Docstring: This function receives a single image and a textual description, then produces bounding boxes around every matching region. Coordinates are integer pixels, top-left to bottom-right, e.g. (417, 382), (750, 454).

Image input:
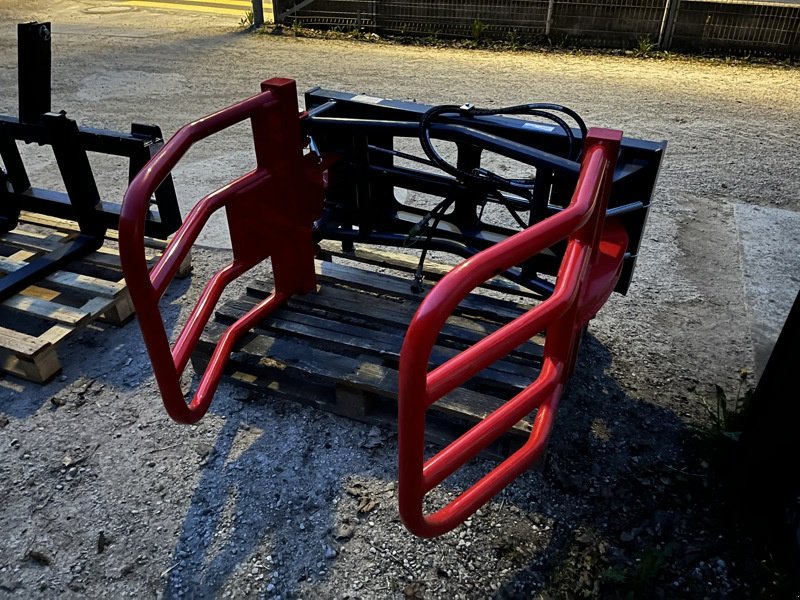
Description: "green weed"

(239, 10), (254, 28)
(471, 18), (487, 41)
(702, 369), (754, 440)
(632, 35), (657, 57)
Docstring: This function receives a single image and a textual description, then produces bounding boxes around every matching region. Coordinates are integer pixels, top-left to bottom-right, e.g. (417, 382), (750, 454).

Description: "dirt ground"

(1, 2), (799, 598)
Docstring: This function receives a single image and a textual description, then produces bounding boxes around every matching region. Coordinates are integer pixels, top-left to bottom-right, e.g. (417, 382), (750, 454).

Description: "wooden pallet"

(193, 251), (546, 455)
(0, 212), (191, 383)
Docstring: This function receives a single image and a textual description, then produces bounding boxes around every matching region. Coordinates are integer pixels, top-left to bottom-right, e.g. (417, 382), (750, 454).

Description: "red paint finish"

(122, 85), (628, 538)
(397, 129), (624, 537)
(119, 79), (324, 424)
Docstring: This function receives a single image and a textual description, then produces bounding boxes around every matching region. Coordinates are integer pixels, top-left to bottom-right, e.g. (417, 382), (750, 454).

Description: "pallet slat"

(316, 260), (532, 323)
(0, 213), (191, 383)
(318, 240), (543, 299)
(0, 325), (53, 357)
(216, 295), (536, 393)
(194, 257), (544, 454)
(246, 279), (544, 363)
(2, 295), (93, 325)
(200, 326), (532, 436)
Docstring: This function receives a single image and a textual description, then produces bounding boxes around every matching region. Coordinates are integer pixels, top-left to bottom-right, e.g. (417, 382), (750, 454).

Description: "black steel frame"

(303, 88), (666, 297)
(0, 22), (181, 303)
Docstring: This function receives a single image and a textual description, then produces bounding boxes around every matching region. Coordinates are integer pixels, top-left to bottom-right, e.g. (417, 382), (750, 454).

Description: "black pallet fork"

(0, 22), (181, 302)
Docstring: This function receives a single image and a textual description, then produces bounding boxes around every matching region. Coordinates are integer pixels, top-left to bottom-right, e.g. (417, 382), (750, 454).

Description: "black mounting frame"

(303, 88), (666, 297)
(0, 22), (181, 303)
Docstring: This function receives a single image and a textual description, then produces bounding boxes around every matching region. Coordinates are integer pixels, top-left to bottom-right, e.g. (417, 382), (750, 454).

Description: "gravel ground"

(1, 2), (799, 598)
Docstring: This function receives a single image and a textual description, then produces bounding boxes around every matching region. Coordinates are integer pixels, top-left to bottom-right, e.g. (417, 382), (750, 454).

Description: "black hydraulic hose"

(418, 102), (588, 187)
(405, 196), (456, 293)
(409, 100), (587, 292)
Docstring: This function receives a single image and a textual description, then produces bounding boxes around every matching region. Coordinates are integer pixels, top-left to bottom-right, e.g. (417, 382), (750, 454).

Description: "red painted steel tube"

(398, 128), (623, 537)
(121, 91), (278, 304)
(150, 172), (271, 298)
(426, 240), (591, 402)
(172, 261), (249, 373)
(119, 79), (314, 424)
(423, 358), (564, 490)
(424, 373), (564, 533)
(191, 290), (289, 415)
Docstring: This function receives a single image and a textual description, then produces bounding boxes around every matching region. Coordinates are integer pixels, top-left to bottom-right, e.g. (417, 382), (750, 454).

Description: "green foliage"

(632, 35), (657, 57)
(471, 18), (487, 41)
(506, 29), (522, 50)
(291, 19), (302, 36)
(702, 369), (754, 439)
(548, 33), (571, 49)
(239, 10), (254, 28)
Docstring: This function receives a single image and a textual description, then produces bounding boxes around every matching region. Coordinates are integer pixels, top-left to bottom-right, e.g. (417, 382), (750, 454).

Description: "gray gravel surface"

(1, 2), (799, 598)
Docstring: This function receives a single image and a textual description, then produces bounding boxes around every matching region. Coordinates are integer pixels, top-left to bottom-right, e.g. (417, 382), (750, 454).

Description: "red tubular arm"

(398, 128), (624, 537)
(119, 79), (318, 424)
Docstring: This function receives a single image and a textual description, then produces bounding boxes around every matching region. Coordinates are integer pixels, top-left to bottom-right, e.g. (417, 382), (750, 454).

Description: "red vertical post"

(121, 79), (323, 424)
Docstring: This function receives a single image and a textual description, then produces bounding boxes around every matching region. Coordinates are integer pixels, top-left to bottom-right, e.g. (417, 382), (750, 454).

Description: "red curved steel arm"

(120, 78), (318, 424)
(398, 128), (624, 537)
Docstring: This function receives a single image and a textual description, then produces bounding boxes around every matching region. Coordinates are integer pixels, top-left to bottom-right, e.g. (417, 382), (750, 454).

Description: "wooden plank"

(38, 324), (74, 347)
(0, 326), (50, 357)
(215, 296), (536, 393)
(0, 212), (190, 383)
(0, 255), (124, 298)
(16, 213), (189, 276)
(0, 231), (74, 257)
(18, 212), (79, 232)
(193, 348), (511, 454)
(20, 211), (172, 251)
(8, 249), (37, 262)
(246, 280), (545, 363)
(192, 248), (544, 455)
(318, 240), (542, 299)
(3, 227), (160, 271)
(315, 260), (533, 324)
(21, 286), (60, 302)
(41, 268), (124, 298)
(299, 285), (543, 363)
(199, 322), (532, 437)
(2, 295), (92, 325)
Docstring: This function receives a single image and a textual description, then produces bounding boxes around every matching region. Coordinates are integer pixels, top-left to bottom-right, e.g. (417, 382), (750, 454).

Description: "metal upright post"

(252, 0), (265, 27)
(18, 22), (51, 123)
(658, 0), (682, 49)
(739, 290), (800, 553)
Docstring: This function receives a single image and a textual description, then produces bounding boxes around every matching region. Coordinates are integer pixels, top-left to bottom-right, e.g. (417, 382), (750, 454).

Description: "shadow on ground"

(159, 330), (714, 599)
(0, 274), (193, 419)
